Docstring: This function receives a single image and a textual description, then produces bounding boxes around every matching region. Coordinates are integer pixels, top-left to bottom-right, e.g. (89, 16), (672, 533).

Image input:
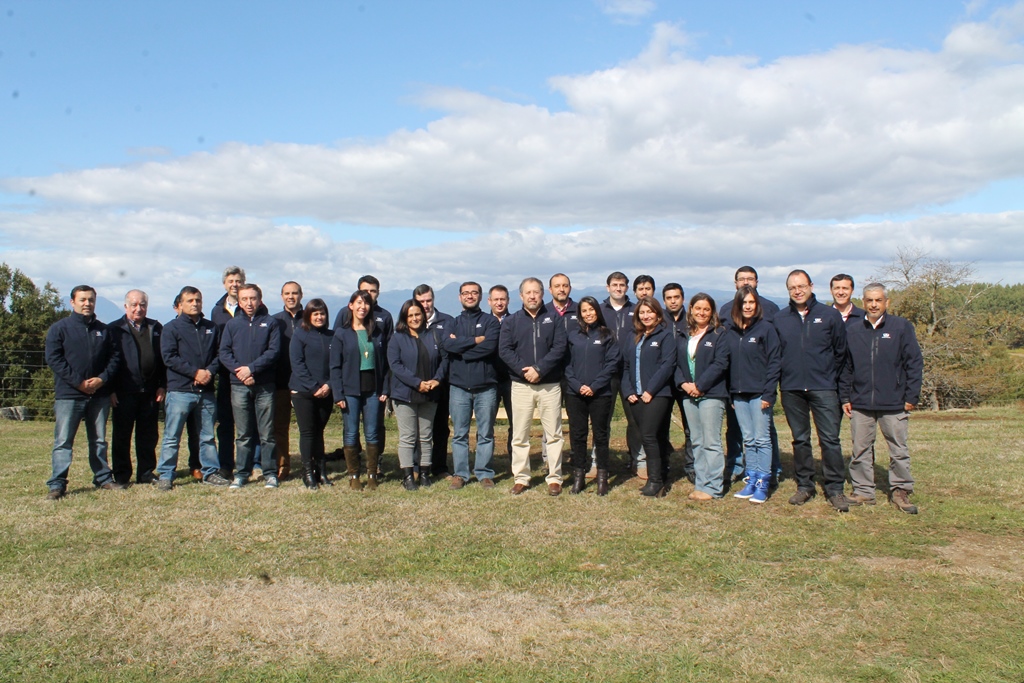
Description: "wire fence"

(0, 350), (51, 419)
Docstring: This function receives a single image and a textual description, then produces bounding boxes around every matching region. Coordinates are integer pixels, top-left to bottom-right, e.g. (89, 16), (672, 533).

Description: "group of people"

(43, 265), (924, 514)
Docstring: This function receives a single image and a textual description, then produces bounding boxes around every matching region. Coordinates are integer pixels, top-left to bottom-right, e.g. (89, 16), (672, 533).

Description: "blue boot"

(750, 472), (770, 504)
(733, 470), (757, 499)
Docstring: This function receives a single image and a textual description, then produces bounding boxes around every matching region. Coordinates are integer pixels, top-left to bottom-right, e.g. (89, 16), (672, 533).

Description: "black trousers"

(610, 375), (642, 460)
(111, 390), (159, 483)
(565, 391), (613, 470)
(216, 371), (235, 471)
(430, 382), (451, 475)
(629, 396), (673, 483)
(291, 392), (334, 469)
(496, 378), (513, 456)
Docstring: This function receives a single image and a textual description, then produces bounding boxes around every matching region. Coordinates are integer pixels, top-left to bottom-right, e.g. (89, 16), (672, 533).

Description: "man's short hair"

(460, 281), (482, 295)
(178, 286), (201, 299)
(662, 282), (684, 298)
(413, 284), (434, 298)
(606, 271), (628, 286)
(863, 282), (887, 297)
(735, 266), (758, 281)
(519, 277), (543, 295)
(238, 283), (262, 300)
(123, 289), (148, 305)
(633, 274), (655, 292)
(222, 266), (245, 282)
(830, 273), (855, 289)
(548, 273), (570, 287)
(358, 275), (380, 289)
(787, 269), (812, 285)
(281, 281), (302, 295)
(70, 285), (96, 299)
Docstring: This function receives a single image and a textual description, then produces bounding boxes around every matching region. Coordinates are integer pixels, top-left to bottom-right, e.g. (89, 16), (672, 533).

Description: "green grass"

(1, 406), (1023, 681)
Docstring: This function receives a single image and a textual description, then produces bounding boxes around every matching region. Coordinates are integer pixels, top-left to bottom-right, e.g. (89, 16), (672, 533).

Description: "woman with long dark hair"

(676, 293), (729, 500)
(330, 290), (389, 490)
(723, 285), (781, 504)
(622, 297), (676, 497)
(564, 296), (622, 495)
(388, 299), (447, 491)
(289, 299), (334, 490)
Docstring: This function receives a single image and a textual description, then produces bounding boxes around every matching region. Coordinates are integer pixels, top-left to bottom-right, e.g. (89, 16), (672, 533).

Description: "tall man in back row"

(272, 280), (304, 480)
(840, 283), (923, 514)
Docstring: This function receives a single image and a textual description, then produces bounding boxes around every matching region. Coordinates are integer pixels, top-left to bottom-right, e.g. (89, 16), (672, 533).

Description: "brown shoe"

(98, 481), (128, 491)
(449, 476), (465, 490)
(510, 483), (528, 495)
(688, 490), (713, 501)
(548, 482), (562, 496)
(46, 488), (66, 500)
(479, 478), (495, 489)
(847, 492), (876, 506)
(890, 489), (918, 514)
(191, 469), (203, 480)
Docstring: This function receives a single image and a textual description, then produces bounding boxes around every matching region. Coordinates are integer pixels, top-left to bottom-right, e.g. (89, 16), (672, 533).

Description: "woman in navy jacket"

(330, 290), (389, 490)
(388, 299), (448, 492)
(564, 296), (622, 496)
(622, 297), (676, 497)
(721, 286), (781, 504)
(289, 299), (334, 490)
(676, 293), (729, 500)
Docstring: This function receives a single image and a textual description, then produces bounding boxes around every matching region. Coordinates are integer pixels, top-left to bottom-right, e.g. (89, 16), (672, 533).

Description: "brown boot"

(344, 445), (361, 490)
(276, 449), (290, 480)
(596, 469), (609, 496)
(365, 443), (381, 491)
(570, 468), (586, 494)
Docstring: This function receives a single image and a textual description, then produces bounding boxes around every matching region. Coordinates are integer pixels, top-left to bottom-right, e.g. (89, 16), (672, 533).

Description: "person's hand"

(843, 402), (853, 418)
(905, 402), (915, 412)
(194, 369), (212, 385)
(234, 366), (252, 382)
(760, 399), (770, 410)
(627, 394), (639, 404)
(337, 399), (347, 410)
(379, 394), (388, 403)
(523, 367), (541, 383)
(641, 391), (653, 404)
(313, 384), (331, 399)
(109, 392), (119, 408)
(155, 388), (166, 403)
(579, 385), (594, 397)
(243, 376), (255, 387)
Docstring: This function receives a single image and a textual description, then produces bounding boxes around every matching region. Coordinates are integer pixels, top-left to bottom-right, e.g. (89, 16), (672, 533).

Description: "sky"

(2, 0), (1023, 313)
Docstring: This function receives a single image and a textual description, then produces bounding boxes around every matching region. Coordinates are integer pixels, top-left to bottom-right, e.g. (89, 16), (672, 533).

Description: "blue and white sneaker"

(229, 475), (247, 490)
(264, 474), (279, 489)
(750, 473), (770, 504)
(733, 471), (757, 499)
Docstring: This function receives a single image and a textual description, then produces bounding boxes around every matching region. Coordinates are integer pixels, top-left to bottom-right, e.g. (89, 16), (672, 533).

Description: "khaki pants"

(510, 381), (563, 486)
(849, 409), (913, 498)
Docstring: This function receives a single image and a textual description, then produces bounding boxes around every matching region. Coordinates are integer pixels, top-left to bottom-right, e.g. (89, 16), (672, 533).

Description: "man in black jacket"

(272, 281), (303, 480)
(840, 283), (923, 514)
(109, 289), (165, 485)
(44, 285), (123, 499)
(774, 269), (852, 512)
(211, 265), (246, 476)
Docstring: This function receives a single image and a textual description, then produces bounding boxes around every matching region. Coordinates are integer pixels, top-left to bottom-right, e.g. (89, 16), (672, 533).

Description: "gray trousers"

(395, 401), (437, 469)
(849, 409), (914, 497)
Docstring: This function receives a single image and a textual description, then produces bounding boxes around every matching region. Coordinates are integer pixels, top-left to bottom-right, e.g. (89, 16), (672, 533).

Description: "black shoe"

(401, 468), (419, 492)
(418, 471), (433, 488)
(302, 472), (319, 490)
(788, 489), (815, 506)
(47, 487), (66, 500)
(136, 474), (155, 485)
(639, 480), (665, 497)
(156, 478), (174, 491)
(570, 468), (586, 495)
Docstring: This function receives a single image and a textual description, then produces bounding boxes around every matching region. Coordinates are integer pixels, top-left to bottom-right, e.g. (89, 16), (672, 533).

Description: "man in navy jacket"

(415, 283), (457, 479)
(158, 286), (229, 489)
(272, 281), (304, 480)
(441, 281), (501, 489)
(840, 283), (923, 514)
(219, 283), (282, 488)
(499, 277), (568, 495)
(44, 285), (123, 499)
(774, 269), (852, 512)
(211, 265), (246, 476)
(109, 289), (165, 485)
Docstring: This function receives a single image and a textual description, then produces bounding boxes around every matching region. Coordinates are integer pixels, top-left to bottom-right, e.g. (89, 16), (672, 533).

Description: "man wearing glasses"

(773, 269), (852, 512)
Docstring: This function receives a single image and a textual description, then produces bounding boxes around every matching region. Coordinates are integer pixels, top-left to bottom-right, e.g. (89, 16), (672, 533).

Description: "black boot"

(318, 457), (333, 486)
(570, 468), (586, 494)
(418, 470), (433, 488)
(640, 479), (665, 497)
(302, 459), (318, 490)
(596, 469), (609, 496)
(401, 467), (418, 491)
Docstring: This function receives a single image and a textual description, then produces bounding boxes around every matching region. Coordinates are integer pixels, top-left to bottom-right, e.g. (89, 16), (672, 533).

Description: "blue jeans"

(683, 397), (726, 497)
(231, 383), (276, 477)
(449, 385), (497, 481)
(781, 389), (844, 496)
(732, 395), (772, 475)
(726, 402), (782, 478)
(48, 396), (113, 490)
(342, 392), (382, 446)
(158, 391), (219, 480)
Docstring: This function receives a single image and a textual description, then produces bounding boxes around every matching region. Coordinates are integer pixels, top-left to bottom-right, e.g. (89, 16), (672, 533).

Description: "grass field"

(1, 406), (1023, 682)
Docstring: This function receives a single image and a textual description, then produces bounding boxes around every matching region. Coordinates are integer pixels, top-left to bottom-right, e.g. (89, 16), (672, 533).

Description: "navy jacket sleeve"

(289, 331), (319, 393)
(388, 334), (422, 392)
(902, 322), (924, 406)
(498, 317), (526, 374)
(461, 315), (500, 361)
(218, 324), (240, 373)
(645, 331), (677, 396)
(44, 323), (82, 389)
(329, 331), (345, 401)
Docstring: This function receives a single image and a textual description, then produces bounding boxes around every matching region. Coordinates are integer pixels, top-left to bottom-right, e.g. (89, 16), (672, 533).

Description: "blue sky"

(2, 0), (1023, 310)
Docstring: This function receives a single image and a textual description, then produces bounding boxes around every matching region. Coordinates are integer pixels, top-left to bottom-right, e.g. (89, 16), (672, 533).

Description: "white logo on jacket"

(703, 340), (713, 347)
(259, 323), (268, 327)
(881, 333), (891, 339)
(813, 318), (823, 324)
(748, 337), (758, 343)
(542, 317), (552, 324)
(593, 339), (603, 345)
(650, 341), (660, 347)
